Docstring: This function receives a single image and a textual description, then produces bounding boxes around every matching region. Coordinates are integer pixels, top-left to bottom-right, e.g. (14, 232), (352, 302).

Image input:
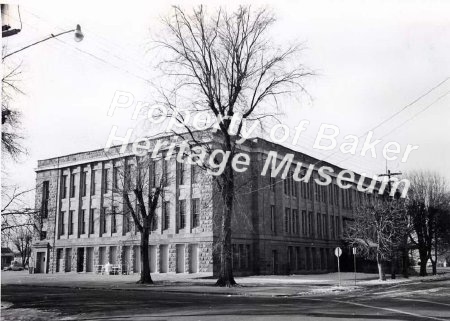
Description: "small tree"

(406, 171), (449, 276)
(106, 153), (169, 284)
(12, 227), (32, 267)
(345, 199), (408, 281)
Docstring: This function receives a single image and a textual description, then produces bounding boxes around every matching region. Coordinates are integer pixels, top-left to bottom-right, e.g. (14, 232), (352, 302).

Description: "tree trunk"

(390, 259), (396, 279)
(418, 248), (428, 276)
(376, 253), (386, 281)
(215, 162), (237, 287)
(431, 256), (437, 275)
(401, 245), (409, 278)
(138, 228), (153, 284)
(433, 229), (438, 275)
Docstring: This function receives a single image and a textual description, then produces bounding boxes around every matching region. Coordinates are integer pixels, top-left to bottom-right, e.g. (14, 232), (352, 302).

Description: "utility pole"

(378, 166), (402, 279)
(378, 169), (402, 199)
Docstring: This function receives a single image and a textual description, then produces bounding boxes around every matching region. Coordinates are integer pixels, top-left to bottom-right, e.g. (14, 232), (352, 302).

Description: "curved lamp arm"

(3, 25), (83, 60)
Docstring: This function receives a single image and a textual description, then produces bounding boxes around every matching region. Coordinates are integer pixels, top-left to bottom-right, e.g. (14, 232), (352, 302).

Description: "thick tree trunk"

(390, 258), (396, 279)
(418, 248), (428, 277)
(431, 258), (437, 275)
(138, 228), (153, 284)
(376, 253), (386, 281)
(215, 163), (237, 287)
(432, 230), (438, 275)
(401, 245), (409, 278)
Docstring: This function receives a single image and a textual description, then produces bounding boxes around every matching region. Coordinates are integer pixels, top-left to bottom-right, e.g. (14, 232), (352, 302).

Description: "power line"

(2, 11), (156, 85)
(241, 78), (450, 195)
(378, 90), (450, 140)
(23, 7), (153, 75)
(334, 89), (450, 168)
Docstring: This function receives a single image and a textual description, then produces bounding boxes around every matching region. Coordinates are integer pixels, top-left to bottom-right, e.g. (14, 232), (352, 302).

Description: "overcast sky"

(2, 0), (450, 199)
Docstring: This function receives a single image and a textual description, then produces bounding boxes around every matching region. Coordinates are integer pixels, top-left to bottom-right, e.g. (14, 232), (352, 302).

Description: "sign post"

(334, 247), (342, 287)
(352, 247), (357, 286)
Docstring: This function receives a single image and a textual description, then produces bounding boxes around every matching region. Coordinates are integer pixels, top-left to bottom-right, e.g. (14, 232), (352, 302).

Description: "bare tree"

(12, 226), (32, 267)
(345, 199), (408, 281)
(435, 202), (450, 267)
(153, 5), (311, 286)
(406, 171), (449, 276)
(2, 47), (26, 161)
(1, 186), (38, 234)
(104, 153), (169, 284)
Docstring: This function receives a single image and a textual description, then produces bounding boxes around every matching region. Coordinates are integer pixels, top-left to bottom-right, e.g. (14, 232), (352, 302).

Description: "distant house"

(1, 247), (14, 268)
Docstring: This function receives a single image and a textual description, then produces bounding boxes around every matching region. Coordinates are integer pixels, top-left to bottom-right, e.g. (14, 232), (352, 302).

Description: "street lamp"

(2, 24), (84, 59)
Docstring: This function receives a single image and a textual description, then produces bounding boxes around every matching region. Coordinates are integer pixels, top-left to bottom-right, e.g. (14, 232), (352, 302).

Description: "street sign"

(334, 247), (342, 257)
(334, 247), (342, 287)
(352, 247), (357, 285)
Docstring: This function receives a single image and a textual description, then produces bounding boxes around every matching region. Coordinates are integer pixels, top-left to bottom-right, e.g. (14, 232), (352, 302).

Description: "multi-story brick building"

(31, 131), (377, 276)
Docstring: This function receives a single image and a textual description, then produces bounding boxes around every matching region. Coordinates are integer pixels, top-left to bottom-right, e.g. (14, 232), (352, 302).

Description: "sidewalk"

(2, 270), (449, 297)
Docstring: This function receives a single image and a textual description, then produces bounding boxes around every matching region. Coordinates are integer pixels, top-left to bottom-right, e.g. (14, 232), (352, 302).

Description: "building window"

(68, 210), (74, 235)
(126, 163), (135, 190)
(334, 184), (340, 206)
(59, 211), (65, 236)
(308, 181), (313, 200)
(285, 208), (291, 234)
(89, 209), (95, 234)
(151, 212), (158, 231)
(113, 166), (119, 189)
(301, 210), (306, 236)
(100, 207), (107, 234)
(288, 246), (294, 271)
(102, 168), (109, 194)
(91, 170), (96, 195)
(163, 201), (170, 230)
(178, 200), (186, 229)
(70, 173), (76, 198)
(61, 175), (68, 199)
(321, 185), (327, 203)
(268, 168), (275, 191)
(284, 175), (291, 195)
(239, 244), (245, 269)
(308, 211), (313, 237)
(292, 177), (298, 197)
(192, 164), (200, 184)
(316, 213), (322, 238)
(292, 209), (298, 234)
(246, 244), (251, 269)
(123, 210), (131, 233)
(330, 215), (334, 239)
(39, 231), (47, 241)
(81, 171), (87, 197)
(270, 205), (276, 234)
(150, 159), (156, 187)
(178, 161), (186, 185)
(232, 244), (240, 270)
(112, 206), (118, 233)
(81, 209), (86, 234)
(335, 216), (340, 237)
(41, 181), (49, 219)
(192, 198), (200, 228)
(296, 247), (301, 270)
(329, 184), (333, 205)
(163, 158), (169, 186)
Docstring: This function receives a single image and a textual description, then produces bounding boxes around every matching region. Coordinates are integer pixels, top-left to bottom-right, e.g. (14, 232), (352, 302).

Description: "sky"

(2, 0), (450, 204)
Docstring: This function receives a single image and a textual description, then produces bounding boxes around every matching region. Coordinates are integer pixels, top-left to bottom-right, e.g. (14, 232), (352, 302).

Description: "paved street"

(2, 273), (449, 320)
